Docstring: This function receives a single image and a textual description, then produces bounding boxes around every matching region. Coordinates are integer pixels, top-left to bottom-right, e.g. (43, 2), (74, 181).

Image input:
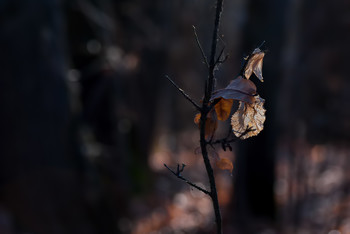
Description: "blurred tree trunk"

(277, 0), (350, 231)
(0, 1), (94, 233)
(279, 0), (350, 142)
(232, 0), (289, 232)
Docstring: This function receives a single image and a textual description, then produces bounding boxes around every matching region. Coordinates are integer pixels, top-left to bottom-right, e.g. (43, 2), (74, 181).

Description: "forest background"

(0, 0), (349, 233)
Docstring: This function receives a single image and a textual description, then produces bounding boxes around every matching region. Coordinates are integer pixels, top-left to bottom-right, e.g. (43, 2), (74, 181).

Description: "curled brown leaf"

(230, 95), (266, 139)
(244, 48), (265, 82)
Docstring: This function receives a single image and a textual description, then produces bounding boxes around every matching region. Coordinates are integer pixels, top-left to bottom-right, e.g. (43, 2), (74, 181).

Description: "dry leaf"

(194, 113), (201, 125)
(214, 98), (233, 121)
(216, 158), (233, 173)
(231, 95), (266, 139)
(211, 76), (257, 104)
(244, 48), (265, 82)
(194, 111), (218, 139)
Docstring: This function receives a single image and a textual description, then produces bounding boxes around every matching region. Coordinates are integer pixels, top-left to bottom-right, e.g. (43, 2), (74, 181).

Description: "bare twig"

(214, 36), (228, 65)
(205, 0), (225, 100)
(215, 47), (229, 65)
(164, 164), (211, 195)
(165, 75), (201, 111)
(192, 26), (209, 67)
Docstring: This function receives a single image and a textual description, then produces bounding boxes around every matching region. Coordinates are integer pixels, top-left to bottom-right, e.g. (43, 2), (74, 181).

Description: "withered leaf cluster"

(193, 47), (266, 172)
(194, 47), (266, 140)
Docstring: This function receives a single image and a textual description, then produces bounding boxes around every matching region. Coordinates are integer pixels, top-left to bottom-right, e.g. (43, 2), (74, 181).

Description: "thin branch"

(166, 1), (225, 233)
(199, 1), (225, 233)
(164, 164), (211, 195)
(165, 75), (201, 111)
(192, 26), (209, 67)
(205, 0), (225, 100)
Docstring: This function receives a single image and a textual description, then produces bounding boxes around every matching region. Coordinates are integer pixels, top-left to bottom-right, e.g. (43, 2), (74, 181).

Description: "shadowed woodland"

(0, 0), (350, 233)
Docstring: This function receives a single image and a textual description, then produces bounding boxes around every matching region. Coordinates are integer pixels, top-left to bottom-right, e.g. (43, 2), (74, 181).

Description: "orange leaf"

(216, 158), (233, 173)
(214, 98), (233, 121)
(194, 113), (201, 125)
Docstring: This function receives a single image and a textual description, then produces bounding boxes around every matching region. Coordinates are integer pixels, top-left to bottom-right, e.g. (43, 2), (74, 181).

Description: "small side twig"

(164, 164), (211, 195)
(192, 26), (209, 67)
(165, 75), (202, 111)
(215, 47), (229, 65)
(214, 37), (228, 65)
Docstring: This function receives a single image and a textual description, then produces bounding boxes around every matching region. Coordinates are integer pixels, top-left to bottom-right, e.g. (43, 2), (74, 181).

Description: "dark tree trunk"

(0, 1), (94, 233)
(232, 0), (289, 231)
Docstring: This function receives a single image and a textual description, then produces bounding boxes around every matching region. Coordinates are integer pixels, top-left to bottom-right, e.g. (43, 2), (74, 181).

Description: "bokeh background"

(0, 0), (350, 233)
